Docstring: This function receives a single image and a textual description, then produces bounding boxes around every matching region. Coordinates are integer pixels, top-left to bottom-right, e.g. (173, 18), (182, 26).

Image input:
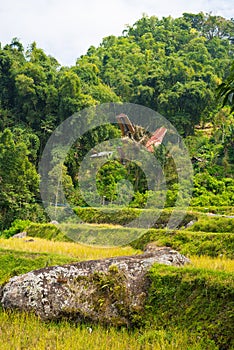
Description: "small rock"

(87, 327), (93, 333)
(185, 220), (195, 228)
(12, 231), (27, 239)
(50, 220), (59, 225)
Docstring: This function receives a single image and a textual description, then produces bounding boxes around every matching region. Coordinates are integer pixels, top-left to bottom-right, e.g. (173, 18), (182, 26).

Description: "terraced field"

(0, 208), (233, 349)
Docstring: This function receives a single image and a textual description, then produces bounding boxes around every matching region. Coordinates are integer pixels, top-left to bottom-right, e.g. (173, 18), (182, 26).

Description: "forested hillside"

(0, 12), (234, 230)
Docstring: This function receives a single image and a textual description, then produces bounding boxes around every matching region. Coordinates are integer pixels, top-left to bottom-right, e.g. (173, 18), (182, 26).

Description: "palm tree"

(217, 61), (234, 112)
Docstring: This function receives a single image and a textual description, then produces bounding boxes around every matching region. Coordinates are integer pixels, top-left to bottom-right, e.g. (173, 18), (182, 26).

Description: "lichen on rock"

(0, 247), (189, 325)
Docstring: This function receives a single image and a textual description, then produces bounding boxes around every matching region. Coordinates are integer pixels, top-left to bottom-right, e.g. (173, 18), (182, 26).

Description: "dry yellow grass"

(0, 237), (139, 260)
(0, 310), (214, 350)
(190, 255), (234, 273)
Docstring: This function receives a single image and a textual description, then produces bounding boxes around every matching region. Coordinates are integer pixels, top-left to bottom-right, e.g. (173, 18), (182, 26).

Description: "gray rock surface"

(185, 220), (196, 228)
(12, 231), (27, 238)
(1, 247), (189, 325)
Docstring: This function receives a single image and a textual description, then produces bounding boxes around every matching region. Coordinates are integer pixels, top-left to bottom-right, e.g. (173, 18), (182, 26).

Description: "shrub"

(1, 219), (32, 238)
(130, 229), (234, 258)
(188, 206), (234, 215)
(188, 217), (234, 233)
(73, 207), (197, 228)
(26, 223), (72, 242)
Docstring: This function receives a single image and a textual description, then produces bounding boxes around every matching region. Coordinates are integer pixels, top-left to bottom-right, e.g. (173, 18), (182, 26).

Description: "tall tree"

(217, 61), (234, 112)
(0, 129), (40, 229)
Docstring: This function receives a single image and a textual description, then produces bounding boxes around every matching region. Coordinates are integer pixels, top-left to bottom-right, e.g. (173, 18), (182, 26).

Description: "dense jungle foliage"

(0, 12), (234, 230)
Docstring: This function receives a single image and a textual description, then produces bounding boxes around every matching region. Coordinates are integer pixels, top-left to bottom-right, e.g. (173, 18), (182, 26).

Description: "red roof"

(145, 127), (167, 152)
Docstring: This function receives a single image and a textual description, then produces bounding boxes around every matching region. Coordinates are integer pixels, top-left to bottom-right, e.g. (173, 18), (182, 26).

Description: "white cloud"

(0, 0), (233, 66)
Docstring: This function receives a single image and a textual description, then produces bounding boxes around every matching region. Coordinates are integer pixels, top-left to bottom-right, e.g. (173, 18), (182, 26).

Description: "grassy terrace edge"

(0, 248), (233, 349)
(23, 222), (234, 258)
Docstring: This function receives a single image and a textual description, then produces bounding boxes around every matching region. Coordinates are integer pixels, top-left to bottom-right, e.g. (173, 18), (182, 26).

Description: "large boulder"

(1, 247), (189, 325)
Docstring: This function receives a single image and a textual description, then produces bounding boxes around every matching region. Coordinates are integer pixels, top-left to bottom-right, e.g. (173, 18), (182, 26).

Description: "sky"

(0, 0), (233, 66)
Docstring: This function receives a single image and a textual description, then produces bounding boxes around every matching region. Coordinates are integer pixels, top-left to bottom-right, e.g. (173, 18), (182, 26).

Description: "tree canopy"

(0, 12), (233, 228)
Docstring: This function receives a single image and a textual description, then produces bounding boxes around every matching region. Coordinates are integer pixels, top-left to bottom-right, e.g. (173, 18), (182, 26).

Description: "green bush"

(188, 206), (234, 215)
(73, 207), (197, 228)
(130, 229), (234, 258)
(1, 219), (32, 238)
(191, 173), (234, 207)
(146, 265), (234, 349)
(188, 217), (234, 233)
(26, 223), (72, 242)
(59, 223), (143, 246)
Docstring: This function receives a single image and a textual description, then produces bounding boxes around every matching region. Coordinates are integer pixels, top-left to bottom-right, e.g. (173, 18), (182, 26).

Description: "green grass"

(60, 222), (144, 246)
(0, 248), (75, 285)
(0, 239), (222, 349)
(26, 222), (145, 246)
(187, 216), (234, 233)
(190, 255), (234, 272)
(188, 206), (234, 215)
(146, 265), (234, 350)
(0, 212), (233, 349)
(73, 207), (198, 228)
(0, 237), (138, 285)
(130, 229), (234, 258)
(0, 309), (219, 350)
(26, 223), (72, 241)
(17, 220), (234, 258)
